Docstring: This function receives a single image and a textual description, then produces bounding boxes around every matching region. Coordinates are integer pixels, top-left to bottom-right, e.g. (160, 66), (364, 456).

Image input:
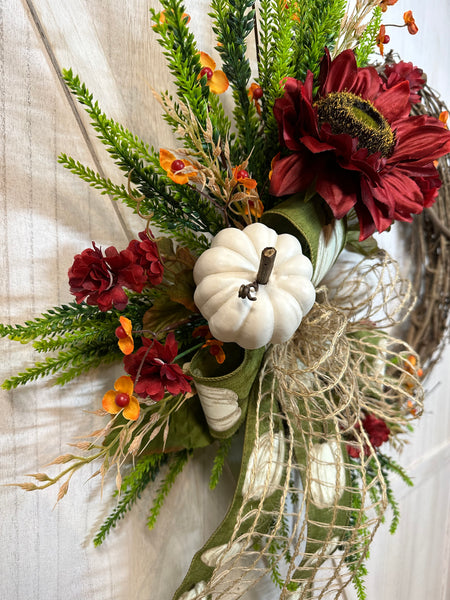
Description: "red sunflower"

(269, 49), (450, 240)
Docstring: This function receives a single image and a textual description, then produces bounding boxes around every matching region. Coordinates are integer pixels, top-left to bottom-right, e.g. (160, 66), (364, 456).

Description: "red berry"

(171, 159), (185, 172)
(383, 34), (390, 44)
(115, 325), (128, 339)
(236, 169), (249, 180)
(200, 67), (213, 80)
(252, 86), (263, 100)
(115, 392), (130, 408)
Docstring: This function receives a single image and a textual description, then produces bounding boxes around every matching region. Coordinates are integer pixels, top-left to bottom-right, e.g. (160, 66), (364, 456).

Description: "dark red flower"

(269, 49), (450, 240)
(68, 243), (129, 311)
(126, 231), (164, 286)
(383, 61), (425, 104)
(68, 241), (148, 311)
(347, 413), (390, 458)
(123, 333), (192, 401)
(104, 246), (148, 293)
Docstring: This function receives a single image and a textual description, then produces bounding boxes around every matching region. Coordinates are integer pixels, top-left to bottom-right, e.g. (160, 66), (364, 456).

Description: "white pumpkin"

(193, 223), (315, 349)
(309, 439), (346, 509)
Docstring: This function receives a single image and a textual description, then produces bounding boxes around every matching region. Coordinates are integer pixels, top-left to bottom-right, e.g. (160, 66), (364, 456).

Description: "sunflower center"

(316, 92), (395, 157)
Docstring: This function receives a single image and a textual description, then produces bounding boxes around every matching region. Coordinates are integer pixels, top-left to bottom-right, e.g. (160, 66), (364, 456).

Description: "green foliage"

(93, 454), (169, 546)
(257, 0), (297, 189)
(61, 70), (223, 250)
(2, 345), (120, 389)
(1, 296), (153, 389)
(378, 453), (413, 534)
(150, 0), (209, 127)
(292, 0), (347, 80)
(58, 154), (144, 209)
(355, 7), (382, 67)
(378, 453), (414, 488)
(147, 449), (192, 530)
(210, 0), (261, 169)
(209, 437), (232, 490)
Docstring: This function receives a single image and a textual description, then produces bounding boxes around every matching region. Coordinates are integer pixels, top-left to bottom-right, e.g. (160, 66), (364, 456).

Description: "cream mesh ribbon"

(176, 251), (423, 600)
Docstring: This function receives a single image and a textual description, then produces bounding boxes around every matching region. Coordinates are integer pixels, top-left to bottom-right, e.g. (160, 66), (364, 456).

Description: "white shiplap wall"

(0, 1), (448, 599)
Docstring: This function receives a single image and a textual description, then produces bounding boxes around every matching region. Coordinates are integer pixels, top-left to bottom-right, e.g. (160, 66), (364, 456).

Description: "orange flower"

(376, 25), (390, 56)
(379, 0), (398, 12)
(403, 10), (418, 35)
(192, 325), (226, 364)
(159, 149), (197, 184)
(198, 52), (229, 94)
(154, 10), (191, 26)
(248, 83), (263, 115)
(202, 338), (226, 364)
(404, 354), (423, 391)
(439, 111), (449, 128)
(115, 316), (134, 355)
(102, 376), (140, 421)
(232, 165), (257, 190)
(244, 197), (264, 218)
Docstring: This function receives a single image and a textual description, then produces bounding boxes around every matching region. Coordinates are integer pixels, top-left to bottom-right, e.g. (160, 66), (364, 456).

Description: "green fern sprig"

(2, 343), (121, 389)
(210, 0), (261, 169)
(355, 7), (382, 67)
(292, 0), (347, 81)
(150, 1), (209, 126)
(93, 453), (168, 547)
(62, 70), (222, 246)
(378, 453), (414, 488)
(256, 0), (299, 196)
(0, 302), (110, 343)
(58, 154), (144, 209)
(209, 437), (232, 490)
(147, 449), (192, 530)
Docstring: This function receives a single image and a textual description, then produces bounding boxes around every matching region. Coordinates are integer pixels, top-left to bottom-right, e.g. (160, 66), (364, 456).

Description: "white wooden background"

(1, 1), (449, 599)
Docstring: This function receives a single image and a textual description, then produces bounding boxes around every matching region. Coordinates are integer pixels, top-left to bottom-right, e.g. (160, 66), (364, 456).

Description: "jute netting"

(183, 250), (423, 600)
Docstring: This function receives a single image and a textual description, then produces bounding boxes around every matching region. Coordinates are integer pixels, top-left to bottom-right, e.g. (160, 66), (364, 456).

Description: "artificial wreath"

(3, 1), (450, 599)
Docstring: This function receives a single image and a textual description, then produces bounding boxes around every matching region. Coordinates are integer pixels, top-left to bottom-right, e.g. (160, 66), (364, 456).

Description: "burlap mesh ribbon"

(175, 250), (423, 600)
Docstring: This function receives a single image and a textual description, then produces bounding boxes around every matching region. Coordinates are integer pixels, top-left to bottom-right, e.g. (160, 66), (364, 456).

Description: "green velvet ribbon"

(261, 194), (347, 283)
(171, 371), (287, 600)
(189, 343), (266, 439)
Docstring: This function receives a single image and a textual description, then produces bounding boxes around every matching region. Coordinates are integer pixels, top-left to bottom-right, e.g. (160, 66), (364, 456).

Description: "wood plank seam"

(21, 0), (135, 242)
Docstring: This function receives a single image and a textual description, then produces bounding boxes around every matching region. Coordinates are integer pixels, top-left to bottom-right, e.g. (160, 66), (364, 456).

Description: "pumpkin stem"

(238, 247), (277, 301)
(256, 247), (277, 285)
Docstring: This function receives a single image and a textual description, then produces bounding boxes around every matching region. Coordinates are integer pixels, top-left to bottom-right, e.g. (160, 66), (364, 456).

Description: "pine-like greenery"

(210, 0), (261, 170)
(151, 0), (209, 127)
(61, 70), (223, 252)
(1, 296), (153, 389)
(147, 449), (192, 530)
(209, 437), (232, 490)
(292, 0), (347, 81)
(355, 7), (382, 67)
(93, 453), (169, 546)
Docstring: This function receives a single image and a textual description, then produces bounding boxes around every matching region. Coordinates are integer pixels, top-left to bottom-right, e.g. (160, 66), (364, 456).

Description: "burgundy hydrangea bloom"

(383, 61), (425, 104)
(103, 246), (148, 293)
(269, 49), (450, 240)
(126, 231), (164, 286)
(68, 242), (147, 311)
(123, 333), (192, 401)
(347, 413), (390, 458)
(69, 243), (129, 311)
